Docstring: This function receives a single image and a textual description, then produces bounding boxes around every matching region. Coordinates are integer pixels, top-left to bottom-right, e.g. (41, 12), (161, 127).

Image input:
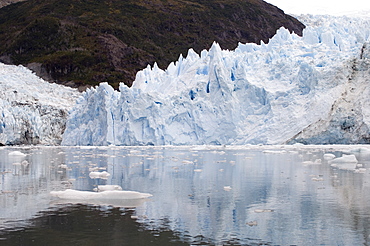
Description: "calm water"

(0, 145), (369, 245)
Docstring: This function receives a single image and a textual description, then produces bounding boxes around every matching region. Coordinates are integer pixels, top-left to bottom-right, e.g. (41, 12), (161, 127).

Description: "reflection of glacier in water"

(0, 145), (369, 245)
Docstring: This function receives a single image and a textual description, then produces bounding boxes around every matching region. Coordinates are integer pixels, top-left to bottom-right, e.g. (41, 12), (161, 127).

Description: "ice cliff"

(0, 64), (79, 145)
(61, 15), (370, 146)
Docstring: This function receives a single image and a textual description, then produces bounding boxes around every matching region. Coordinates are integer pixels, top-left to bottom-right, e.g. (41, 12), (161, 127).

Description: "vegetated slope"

(0, 0), (304, 89)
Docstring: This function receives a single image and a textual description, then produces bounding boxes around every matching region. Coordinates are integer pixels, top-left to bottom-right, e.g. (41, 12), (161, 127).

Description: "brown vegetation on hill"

(0, 0), (304, 90)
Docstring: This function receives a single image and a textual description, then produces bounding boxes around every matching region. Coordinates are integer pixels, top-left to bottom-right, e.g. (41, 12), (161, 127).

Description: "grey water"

(0, 145), (369, 246)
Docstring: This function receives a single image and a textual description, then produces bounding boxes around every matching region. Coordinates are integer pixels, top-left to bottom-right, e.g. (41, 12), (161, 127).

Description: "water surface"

(0, 145), (369, 245)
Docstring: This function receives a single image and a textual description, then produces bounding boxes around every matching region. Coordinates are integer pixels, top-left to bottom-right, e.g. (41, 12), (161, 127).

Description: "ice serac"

(62, 15), (370, 146)
(0, 64), (80, 145)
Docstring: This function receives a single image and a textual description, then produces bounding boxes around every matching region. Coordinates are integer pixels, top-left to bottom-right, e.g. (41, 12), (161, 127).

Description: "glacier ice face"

(62, 15), (370, 146)
(0, 64), (80, 145)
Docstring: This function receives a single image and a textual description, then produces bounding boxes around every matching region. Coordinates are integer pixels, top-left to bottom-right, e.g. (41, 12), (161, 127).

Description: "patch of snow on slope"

(62, 15), (370, 146)
(0, 64), (80, 145)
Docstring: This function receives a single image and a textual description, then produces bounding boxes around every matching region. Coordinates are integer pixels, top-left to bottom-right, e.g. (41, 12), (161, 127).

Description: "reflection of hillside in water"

(0, 146), (369, 245)
(1, 205), (189, 246)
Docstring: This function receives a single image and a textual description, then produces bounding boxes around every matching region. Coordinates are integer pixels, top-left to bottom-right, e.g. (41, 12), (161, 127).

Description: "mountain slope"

(0, 0), (304, 89)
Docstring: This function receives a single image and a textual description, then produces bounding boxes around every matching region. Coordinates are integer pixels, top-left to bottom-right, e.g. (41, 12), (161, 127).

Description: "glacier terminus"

(1, 14), (370, 146)
(61, 15), (370, 146)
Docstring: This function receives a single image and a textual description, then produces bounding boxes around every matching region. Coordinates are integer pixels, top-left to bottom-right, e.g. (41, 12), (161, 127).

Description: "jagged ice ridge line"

(61, 15), (370, 146)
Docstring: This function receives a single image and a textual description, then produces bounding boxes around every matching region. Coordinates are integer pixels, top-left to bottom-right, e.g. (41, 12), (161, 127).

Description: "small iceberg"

(323, 153), (336, 160)
(302, 159), (322, 165)
(254, 209), (274, 213)
(93, 185), (123, 192)
(8, 151), (27, 157)
(223, 186), (232, 191)
(50, 189), (153, 207)
(50, 189), (152, 200)
(329, 154), (358, 170)
(89, 171), (110, 179)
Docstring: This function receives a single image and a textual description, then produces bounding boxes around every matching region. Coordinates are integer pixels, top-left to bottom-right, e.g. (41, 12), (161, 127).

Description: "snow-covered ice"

(0, 64), (80, 145)
(61, 15), (370, 146)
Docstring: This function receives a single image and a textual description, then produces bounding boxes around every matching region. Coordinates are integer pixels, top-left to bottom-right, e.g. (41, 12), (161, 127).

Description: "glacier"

(1, 15), (369, 146)
(0, 64), (80, 145)
(61, 15), (370, 146)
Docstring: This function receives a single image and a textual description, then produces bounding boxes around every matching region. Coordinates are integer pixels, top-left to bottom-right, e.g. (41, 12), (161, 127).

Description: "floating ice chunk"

(21, 160), (29, 166)
(303, 159), (322, 165)
(311, 177), (324, 181)
(329, 154), (358, 170)
(354, 168), (367, 173)
(262, 150), (287, 154)
(50, 189), (152, 200)
(94, 185), (123, 192)
(89, 171), (111, 179)
(254, 209), (274, 213)
(323, 153), (336, 160)
(182, 160), (193, 164)
(330, 154), (358, 163)
(8, 151), (27, 157)
(58, 164), (68, 169)
(223, 186), (232, 191)
(194, 169), (203, 172)
(246, 221), (258, 226)
(89, 167), (100, 172)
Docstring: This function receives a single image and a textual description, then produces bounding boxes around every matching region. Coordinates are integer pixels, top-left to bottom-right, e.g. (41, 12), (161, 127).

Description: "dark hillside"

(0, 0), (305, 89)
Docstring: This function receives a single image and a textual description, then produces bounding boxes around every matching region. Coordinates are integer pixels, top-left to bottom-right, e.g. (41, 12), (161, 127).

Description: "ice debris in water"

(223, 186), (232, 191)
(329, 154), (358, 170)
(354, 168), (367, 173)
(329, 154), (358, 163)
(323, 153), (336, 160)
(8, 151), (27, 157)
(302, 159), (322, 165)
(89, 171), (111, 179)
(50, 189), (153, 200)
(246, 221), (258, 226)
(254, 209), (274, 213)
(21, 160), (29, 166)
(93, 185), (123, 192)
